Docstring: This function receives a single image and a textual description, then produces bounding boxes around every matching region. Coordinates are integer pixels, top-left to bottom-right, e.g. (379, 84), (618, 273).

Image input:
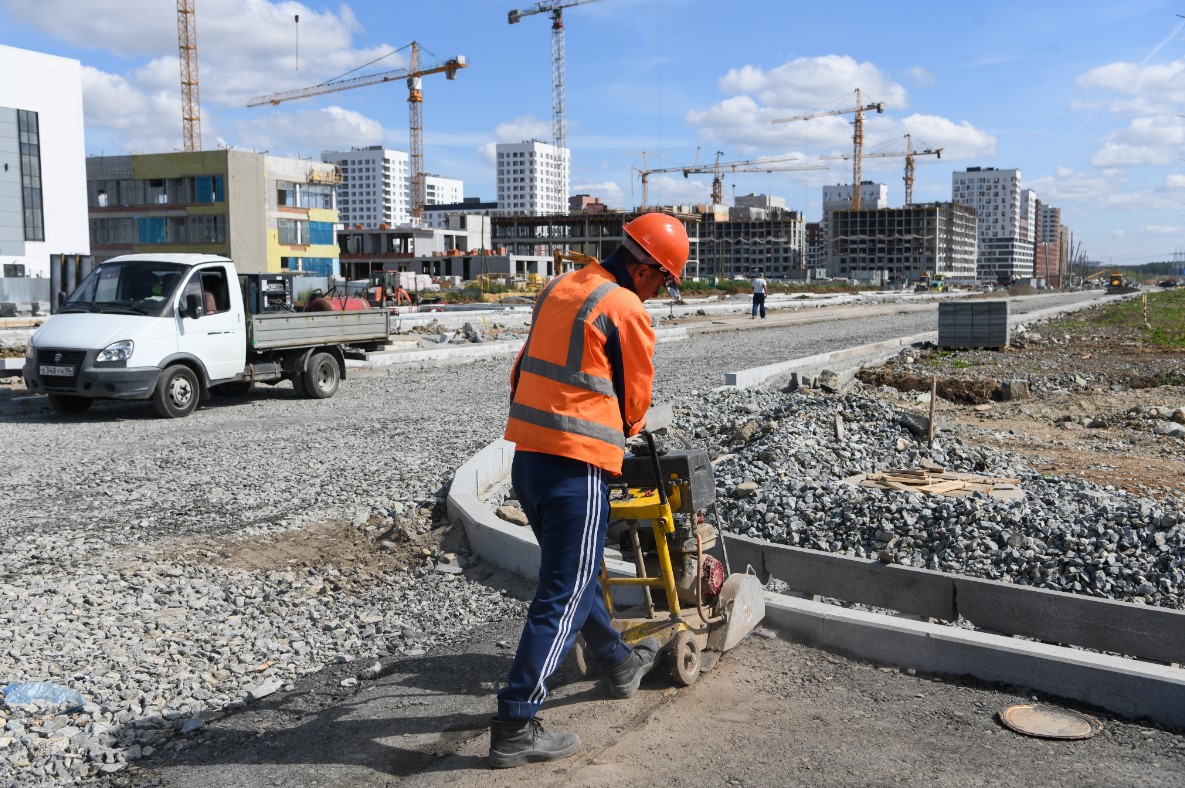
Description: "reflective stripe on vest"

(516, 280), (620, 398)
(507, 401), (626, 449)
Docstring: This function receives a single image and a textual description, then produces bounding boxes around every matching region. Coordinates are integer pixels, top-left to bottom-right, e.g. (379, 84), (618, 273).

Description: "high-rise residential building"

(496, 140), (570, 215)
(87, 150), (341, 275)
(424, 174), (462, 209)
(0, 45), (90, 282)
(829, 203), (978, 285)
(951, 167), (1035, 284)
(1035, 201), (1067, 287)
(321, 146), (410, 228)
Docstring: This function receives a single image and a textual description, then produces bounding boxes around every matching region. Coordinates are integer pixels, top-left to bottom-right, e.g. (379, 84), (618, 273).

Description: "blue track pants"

(497, 450), (632, 721)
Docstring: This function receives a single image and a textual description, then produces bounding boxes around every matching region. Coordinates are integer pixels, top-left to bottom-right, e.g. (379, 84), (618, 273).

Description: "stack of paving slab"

(937, 300), (1009, 349)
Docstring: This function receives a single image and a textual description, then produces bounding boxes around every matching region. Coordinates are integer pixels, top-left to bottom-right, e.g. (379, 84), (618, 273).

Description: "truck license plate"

(39, 365), (74, 377)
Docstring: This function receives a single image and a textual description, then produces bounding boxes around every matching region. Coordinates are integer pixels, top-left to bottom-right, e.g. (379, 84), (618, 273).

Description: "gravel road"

(1, 289), (1140, 785)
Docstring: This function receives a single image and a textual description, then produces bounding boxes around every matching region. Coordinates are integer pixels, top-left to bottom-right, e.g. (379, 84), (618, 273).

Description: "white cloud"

(234, 106), (383, 157)
(1077, 59), (1185, 108)
(1140, 225), (1180, 235)
(717, 55), (908, 112)
(687, 55), (991, 165)
(1166, 174), (1185, 189)
(1091, 117), (1185, 167)
(571, 179), (625, 206)
(493, 116), (551, 143)
(905, 66), (935, 87)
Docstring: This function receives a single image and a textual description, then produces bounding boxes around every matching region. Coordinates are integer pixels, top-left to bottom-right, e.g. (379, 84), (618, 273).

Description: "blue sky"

(3, 0), (1185, 266)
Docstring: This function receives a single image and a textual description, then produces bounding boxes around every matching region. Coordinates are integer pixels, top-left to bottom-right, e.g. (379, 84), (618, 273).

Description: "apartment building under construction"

(829, 202), (978, 286)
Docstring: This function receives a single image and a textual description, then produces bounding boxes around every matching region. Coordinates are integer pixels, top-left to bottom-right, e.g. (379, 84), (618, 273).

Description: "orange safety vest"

(504, 262), (655, 475)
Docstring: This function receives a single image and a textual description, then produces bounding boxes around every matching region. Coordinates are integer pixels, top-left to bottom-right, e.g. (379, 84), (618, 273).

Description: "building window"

(194, 175), (224, 203)
(17, 110), (44, 242)
(278, 218), (307, 245)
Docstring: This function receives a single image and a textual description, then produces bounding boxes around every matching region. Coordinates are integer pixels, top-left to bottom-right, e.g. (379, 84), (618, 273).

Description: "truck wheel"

(47, 394), (93, 415)
(153, 364), (200, 418)
(301, 352), (339, 399)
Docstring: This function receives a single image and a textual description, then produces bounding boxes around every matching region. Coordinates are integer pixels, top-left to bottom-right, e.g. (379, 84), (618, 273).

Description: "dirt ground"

(855, 314), (1185, 500)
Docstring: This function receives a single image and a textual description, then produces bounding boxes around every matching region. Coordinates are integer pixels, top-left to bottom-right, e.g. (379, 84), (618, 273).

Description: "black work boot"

(607, 636), (661, 698)
(488, 716), (580, 768)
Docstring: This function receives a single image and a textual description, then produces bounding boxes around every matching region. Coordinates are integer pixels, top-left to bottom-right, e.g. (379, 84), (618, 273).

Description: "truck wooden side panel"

(248, 310), (390, 350)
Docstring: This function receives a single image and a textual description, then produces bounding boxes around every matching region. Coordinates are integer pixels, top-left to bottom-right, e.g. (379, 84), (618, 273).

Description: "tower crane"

(820, 134), (942, 205)
(177, 0), (201, 152)
(635, 151), (826, 210)
(507, 0), (603, 152)
(247, 42), (468, 221)
(772, 88), (884, 210)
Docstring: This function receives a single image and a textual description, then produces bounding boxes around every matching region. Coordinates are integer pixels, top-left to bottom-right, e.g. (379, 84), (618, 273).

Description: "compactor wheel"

(668, 629), (701, 686)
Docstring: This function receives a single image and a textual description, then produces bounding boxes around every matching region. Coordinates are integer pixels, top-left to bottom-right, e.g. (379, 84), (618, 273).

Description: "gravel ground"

(0, 289), (1127, 784)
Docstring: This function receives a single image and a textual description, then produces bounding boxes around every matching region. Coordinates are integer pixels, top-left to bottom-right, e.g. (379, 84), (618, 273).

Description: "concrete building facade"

(0, 45), (90, 283)
(951, 167), (1035, 284)
(700, 208), (807, 280)
(822, 182), (889, 213)
(829, 202), (978, 286)
(496, 140), (569, 215)
(87, 150), (341, 275)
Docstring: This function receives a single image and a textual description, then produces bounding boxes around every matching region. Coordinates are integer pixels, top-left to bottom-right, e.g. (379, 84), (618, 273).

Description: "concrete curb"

(763, 594), (1185, 727)
(446, 439), (1185, 728)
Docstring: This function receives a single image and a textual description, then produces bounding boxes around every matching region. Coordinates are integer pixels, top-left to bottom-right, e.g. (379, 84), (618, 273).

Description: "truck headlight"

(24, 344), (33, 359)
(97, 340), (134, 363)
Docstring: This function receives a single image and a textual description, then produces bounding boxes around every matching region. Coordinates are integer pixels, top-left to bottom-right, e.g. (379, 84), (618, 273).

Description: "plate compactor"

(571, 432), (765, 686)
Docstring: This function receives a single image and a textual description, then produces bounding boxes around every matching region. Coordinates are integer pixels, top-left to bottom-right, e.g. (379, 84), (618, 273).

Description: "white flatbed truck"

(22, 254), (390, 417)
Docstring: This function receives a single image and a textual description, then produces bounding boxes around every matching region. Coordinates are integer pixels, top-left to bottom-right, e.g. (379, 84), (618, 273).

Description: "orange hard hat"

(623, 213), (689, 284)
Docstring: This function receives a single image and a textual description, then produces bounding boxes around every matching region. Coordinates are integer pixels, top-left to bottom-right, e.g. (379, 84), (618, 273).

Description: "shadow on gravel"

(134, 648), (522, 783)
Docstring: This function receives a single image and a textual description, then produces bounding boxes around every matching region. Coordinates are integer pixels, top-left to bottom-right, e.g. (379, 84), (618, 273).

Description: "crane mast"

(177, 0), (201, 152)
(247, 42), (467, 221)
(508, 0), (603, 152)
(772, 88), (885, 210)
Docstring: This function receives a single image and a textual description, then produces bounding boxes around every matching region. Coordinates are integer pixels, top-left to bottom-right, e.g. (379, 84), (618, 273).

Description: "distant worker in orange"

(394, 284), (412, 306)
(490, 213), (689, 768)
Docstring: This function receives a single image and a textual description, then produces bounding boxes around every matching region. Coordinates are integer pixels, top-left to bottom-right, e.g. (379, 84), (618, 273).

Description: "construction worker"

(751, 271), (767, 319)
(490, 213), (689, 768)
(394, 284), (412, 306)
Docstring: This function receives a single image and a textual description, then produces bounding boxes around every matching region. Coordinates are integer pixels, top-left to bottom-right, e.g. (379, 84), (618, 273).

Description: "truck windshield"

(62, 261), (190, 318)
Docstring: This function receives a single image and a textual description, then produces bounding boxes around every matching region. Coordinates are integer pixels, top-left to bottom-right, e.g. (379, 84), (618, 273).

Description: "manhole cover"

(998, 704), (1103, 739)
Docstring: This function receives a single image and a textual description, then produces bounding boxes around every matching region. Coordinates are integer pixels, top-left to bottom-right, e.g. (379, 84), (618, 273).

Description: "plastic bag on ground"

(2, 681), (85, 709)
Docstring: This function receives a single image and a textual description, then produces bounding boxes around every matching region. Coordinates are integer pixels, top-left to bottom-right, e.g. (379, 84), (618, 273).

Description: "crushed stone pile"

(674, 387), (1184, 609)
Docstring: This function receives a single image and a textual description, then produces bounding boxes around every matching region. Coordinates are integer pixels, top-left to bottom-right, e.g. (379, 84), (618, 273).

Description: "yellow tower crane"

(247, 42), (467, 221)
(507, 0), (604, 152)
(635, 151), (826, 210)
(771, 88), (885, 210)
(821, 134), (942, 205)
(177, 0), (201, 152)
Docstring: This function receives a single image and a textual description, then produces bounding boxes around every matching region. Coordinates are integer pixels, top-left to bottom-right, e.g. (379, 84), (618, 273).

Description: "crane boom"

(772, 88), (884, 209)
(247, 42), (467, 221)
(634, 151), (825, 209)
(177, 0), (201, 152)
(820, 134), (942, 205)
(507, 0), (603, 151)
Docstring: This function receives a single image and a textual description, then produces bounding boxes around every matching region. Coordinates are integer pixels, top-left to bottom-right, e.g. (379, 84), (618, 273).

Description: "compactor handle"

(639, 430), (670, 508)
